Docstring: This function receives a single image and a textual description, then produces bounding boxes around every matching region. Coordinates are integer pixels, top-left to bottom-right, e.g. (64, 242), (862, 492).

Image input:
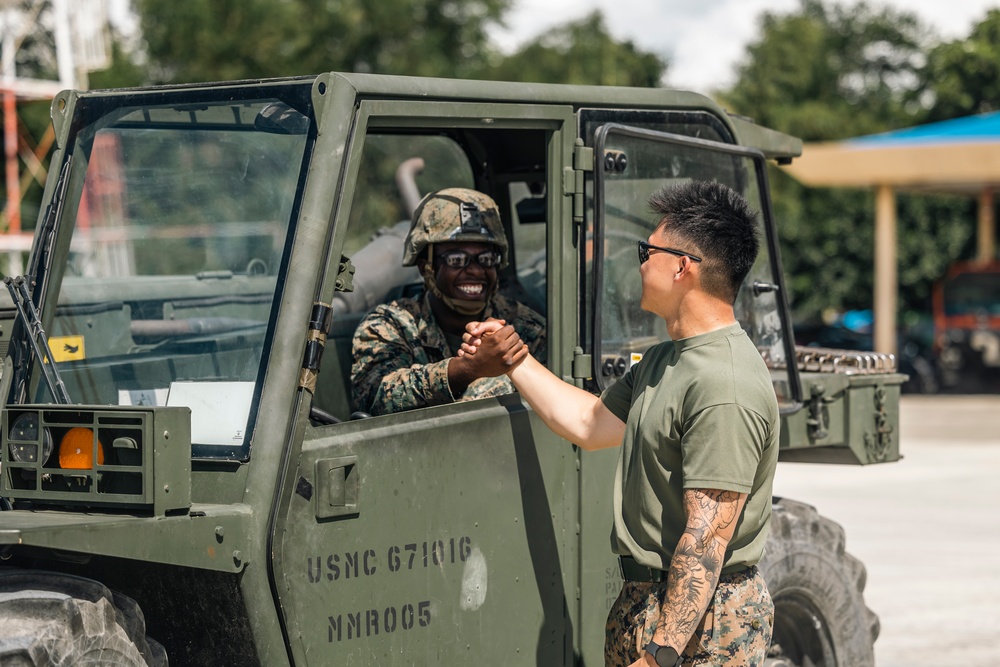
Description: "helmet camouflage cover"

(402, 188), (509, 267)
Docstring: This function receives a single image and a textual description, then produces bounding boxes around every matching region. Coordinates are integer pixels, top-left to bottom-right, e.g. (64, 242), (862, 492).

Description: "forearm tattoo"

(657, 488), (743, 649)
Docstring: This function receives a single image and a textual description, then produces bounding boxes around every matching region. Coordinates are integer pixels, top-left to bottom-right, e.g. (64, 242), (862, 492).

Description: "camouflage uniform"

(351, 292), (545, 416)
(605, 567), (773, 667)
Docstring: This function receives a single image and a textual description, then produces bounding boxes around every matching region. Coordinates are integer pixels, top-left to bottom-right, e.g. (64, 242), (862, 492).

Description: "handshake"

(457, 318), (530, 377)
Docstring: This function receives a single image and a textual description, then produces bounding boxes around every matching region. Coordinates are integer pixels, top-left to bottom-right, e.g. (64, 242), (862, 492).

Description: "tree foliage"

(921, 9), (1000, 120)
(132, 1), (666, 87)
(135, 0), (511, 83)
(724, 0), (927, 140)
(483, 12), (666, 86)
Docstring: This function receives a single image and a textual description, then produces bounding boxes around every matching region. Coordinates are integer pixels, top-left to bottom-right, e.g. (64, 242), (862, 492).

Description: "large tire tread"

(0, 570), (167, 667)
(760, 498), (879, 667)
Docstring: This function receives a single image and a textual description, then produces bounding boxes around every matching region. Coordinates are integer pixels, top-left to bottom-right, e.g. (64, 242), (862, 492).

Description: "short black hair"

(648, 180), (760, 304)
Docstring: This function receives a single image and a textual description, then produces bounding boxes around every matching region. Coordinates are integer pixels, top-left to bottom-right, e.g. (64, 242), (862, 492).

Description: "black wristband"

(643, 640), (681, 667)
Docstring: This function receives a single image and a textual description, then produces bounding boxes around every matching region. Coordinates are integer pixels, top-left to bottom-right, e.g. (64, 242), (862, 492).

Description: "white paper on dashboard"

(118, 388), (169, 407)
(166, 381), (255, 446)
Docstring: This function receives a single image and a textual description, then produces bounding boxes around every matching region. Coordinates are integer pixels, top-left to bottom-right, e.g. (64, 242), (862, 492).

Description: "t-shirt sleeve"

(599, 367), (634, 423)
(681, 403), (770, 493)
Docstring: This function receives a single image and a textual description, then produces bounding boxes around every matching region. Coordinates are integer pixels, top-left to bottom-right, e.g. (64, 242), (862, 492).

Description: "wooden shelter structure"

(782, 111), (1000, 355)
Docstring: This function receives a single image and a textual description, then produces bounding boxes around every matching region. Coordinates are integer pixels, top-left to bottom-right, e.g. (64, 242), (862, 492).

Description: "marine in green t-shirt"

(459, 180), (779, 667)
(600, 322), (779, 574)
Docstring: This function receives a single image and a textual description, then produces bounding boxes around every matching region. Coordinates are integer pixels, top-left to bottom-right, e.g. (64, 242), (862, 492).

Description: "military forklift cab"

(0, 73), (902, 667)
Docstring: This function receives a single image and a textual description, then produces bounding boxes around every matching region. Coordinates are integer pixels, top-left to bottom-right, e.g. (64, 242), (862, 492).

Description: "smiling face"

(426, 241), (499, 308)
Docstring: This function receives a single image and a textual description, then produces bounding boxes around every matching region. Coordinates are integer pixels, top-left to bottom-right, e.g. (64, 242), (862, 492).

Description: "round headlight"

(8, 412), (54, 464)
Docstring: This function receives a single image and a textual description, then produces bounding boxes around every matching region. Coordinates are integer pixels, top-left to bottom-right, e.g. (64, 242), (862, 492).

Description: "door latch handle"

(315, 455), (359, 519)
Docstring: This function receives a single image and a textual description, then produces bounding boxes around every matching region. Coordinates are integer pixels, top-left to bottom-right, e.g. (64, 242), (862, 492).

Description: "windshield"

(18, 89), (312, 459)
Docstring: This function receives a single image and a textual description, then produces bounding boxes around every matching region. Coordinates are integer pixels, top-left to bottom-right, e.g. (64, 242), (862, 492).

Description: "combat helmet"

(402, 188), (509, 267)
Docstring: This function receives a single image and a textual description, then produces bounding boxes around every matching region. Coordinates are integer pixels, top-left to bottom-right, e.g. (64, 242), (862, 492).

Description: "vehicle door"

(272, 97), (591, 665)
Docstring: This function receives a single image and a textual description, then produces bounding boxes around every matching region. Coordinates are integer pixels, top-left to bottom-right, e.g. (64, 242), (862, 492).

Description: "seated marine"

(351, 188), (546, 416)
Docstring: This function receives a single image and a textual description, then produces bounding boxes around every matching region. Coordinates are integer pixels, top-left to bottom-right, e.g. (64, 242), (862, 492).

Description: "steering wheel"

(308, 405), (372, 426)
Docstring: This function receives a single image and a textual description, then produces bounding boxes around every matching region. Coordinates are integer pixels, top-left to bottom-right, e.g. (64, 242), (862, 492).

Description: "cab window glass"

(594, 125), (795, 407)
(579, 110), (732, 355)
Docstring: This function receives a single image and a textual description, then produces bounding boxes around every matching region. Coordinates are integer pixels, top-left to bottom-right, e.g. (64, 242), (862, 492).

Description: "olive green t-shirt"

(600, 323), (779, 573)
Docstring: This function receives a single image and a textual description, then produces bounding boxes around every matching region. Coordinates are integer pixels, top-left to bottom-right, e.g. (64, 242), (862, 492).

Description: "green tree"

(921, 9), (1000, 120)
(724, 0), (928, 141)
(722, 0), (974, 325)
(89, 33), (149, 90)
(135, 0), (511, 83)
(484, 11), (666, 87)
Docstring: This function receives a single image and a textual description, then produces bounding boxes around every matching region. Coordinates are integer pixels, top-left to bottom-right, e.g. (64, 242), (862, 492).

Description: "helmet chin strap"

(421, 264), (497, 317)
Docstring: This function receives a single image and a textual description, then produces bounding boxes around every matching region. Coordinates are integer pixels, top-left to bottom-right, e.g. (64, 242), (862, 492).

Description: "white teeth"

(457, 284), (483, 295)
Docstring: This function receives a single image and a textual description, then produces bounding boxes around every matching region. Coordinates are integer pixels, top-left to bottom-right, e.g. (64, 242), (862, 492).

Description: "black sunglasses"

(637, 240), (702, 265)
(435, 249), (502, 269)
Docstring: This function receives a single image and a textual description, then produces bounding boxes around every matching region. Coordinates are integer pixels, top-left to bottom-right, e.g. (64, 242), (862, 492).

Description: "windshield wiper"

(3, 276), (71, 404)
(6, 156), (73, 404)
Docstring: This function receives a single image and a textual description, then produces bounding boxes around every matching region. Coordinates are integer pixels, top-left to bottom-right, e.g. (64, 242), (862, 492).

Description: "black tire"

(0, 570), (167, 666)
(758, 498), (879, 667)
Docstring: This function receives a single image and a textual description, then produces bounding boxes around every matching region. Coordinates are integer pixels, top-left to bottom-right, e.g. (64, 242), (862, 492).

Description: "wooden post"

(874, 184), (897, 356)
(978, 187), (996, 264)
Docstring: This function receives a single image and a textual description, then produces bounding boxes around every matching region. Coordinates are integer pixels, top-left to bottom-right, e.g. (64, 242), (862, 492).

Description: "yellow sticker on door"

(49, 335), (85, 362)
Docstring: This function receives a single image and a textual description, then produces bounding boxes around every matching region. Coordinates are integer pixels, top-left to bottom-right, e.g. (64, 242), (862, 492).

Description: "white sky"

(491, 0), (1000, 94)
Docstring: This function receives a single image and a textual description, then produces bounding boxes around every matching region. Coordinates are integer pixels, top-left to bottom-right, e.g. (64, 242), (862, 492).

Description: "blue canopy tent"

(783, 112), (1000, 354)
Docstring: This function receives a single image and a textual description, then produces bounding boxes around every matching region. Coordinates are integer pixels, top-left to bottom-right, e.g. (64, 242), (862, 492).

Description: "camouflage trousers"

(605, 566), (773, 667)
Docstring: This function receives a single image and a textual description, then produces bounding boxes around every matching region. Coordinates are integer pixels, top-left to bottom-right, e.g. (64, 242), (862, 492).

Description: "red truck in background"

(933, 261), (1000, 392)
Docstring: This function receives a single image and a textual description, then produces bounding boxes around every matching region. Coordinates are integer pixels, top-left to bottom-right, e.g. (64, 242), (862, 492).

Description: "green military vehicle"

(0, 73), (903, 666)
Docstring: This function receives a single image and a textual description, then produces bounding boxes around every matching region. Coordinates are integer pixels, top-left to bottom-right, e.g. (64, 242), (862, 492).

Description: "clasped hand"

(456, 318), (528, 375)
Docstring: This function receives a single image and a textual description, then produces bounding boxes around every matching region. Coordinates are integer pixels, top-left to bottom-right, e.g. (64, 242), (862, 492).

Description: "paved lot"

(772, 395), (1000, 667)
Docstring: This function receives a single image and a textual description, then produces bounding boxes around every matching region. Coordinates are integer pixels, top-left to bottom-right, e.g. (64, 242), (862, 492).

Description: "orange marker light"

(59, 427), (105, 469)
